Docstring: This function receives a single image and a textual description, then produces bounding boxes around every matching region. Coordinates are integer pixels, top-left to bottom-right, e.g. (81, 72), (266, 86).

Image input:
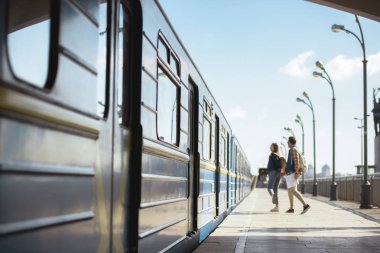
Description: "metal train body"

(0, 0), (254, 252)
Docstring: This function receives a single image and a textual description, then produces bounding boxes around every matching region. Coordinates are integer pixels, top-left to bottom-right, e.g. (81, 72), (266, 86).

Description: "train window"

(158, 38), (169, 63)
(227, 133), (230, 168)
(97, 1), (108, 117)
(170, 53), (180, 76)
(157, 67), (179, 145)
(116, 3), (130, 124)
(221, 136), (226, 167)
(203, 117), (211, 160)
(7, 0), (51, 87)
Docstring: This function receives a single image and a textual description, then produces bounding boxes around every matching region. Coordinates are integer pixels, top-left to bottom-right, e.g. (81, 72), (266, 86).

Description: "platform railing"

(302, 173), (380, 206)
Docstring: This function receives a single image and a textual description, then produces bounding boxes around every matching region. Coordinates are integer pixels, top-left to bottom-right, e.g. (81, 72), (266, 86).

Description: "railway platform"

(194, 188), (380, 253)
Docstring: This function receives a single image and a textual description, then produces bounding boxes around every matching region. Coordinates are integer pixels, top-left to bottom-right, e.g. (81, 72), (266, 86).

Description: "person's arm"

(280, 157), (286, 176)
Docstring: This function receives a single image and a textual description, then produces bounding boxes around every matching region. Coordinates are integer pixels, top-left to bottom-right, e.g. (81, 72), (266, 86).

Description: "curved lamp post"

(282, 136), (289, 157)
(313, 61), (337, 201)
(332, 15), (371, 209)
(280, 143), (287, 157)
(284, 127), (296, 137)
(297, 92), (317, 196)
(295, 114), (305, 193)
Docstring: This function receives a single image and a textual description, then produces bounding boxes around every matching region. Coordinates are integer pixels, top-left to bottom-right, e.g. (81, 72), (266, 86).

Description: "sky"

(159, 0), (380, 175)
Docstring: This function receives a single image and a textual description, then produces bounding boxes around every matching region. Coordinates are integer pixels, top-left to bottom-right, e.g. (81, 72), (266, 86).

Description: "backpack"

(291, 148), (308, 174)
(298, 151), (308, 174)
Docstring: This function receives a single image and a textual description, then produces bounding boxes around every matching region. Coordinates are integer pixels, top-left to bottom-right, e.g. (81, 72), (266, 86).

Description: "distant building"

(305, 164), (314, 179)
(321, 164), (331, 177)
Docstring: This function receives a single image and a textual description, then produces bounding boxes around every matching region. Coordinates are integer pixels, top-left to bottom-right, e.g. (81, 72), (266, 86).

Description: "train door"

(215, 116), (220, 216)
(111, 1), (142, 252)
(188, 80), (199, 233)
(226, 133), (230, 208)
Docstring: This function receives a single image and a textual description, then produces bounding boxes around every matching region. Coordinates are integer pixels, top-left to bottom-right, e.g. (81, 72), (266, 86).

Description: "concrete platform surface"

(193, 188), (380, 253)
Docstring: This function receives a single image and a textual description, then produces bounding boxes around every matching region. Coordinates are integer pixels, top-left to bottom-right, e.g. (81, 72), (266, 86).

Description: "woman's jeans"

(267, 170), (280, 205)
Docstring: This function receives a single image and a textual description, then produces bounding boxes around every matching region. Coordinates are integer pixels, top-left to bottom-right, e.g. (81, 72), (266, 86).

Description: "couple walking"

(267, 136), (311, 214)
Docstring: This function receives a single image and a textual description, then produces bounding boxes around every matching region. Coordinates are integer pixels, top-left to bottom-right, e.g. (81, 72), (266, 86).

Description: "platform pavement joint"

(193, 188), (380, 253)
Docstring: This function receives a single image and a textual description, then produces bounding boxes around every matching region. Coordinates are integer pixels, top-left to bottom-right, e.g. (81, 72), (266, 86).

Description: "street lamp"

(282, 136), (289, 156)
(296, 92), (318, 196)
(280, 143), (287, 157)
(354, 116), (369, 166)
(332, 15), (372, 208)
(295, 114), (305, 193)
(284, 127), (296, 137)
(313, 60), (337, 201)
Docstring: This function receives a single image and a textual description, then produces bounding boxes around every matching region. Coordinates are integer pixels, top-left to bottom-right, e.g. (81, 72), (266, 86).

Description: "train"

(0, 0), (254, 252)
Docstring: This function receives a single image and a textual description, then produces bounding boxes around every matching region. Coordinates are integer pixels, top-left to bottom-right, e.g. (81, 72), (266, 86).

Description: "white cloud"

(326, 52), (380, 81)
(226, 105), (247, 119)
(279, 51), (316, 78)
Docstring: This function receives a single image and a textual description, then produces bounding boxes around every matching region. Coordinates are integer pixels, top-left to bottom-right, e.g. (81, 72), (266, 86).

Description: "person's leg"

(267, 171), (275, 197)
(287, 188), (294, 209)
(290, 186), (306, 206)
(272, 172), (280, 207)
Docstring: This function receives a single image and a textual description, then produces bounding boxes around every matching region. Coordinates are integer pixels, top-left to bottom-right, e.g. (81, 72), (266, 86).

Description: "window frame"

(156, 33), (181, 147)
(156, 64), (180, 146)
(5, 0), (59, 90)
(202, 98), (214, 161)
(202, 115), (212, 161)
(157, 33), (181, 80)
(116, 1), (132, 125)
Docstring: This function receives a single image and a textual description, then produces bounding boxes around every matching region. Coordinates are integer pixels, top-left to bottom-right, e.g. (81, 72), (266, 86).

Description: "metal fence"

(302, 173), (380, 206)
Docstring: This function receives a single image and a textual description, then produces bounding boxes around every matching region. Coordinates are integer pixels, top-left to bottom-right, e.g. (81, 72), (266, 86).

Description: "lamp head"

(302, 91), (309, 99)
(296, 114), (301, 120)
(296, 97), (304, 103)
(354, 117), (359, 120)
(313, 71), (323, 78)
(315, 60), (325, 70)
(331, 24), (345, 32)
(295, 119), (299, 123)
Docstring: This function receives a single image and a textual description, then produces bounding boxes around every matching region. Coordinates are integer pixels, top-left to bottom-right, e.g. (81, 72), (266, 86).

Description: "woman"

(267, 143), (285, 212)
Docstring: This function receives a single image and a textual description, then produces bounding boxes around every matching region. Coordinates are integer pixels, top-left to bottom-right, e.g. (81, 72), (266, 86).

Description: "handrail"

(303, 172), (380, 182)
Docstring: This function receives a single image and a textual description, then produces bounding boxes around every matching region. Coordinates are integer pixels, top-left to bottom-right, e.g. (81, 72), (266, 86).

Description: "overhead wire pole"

(313, 61), (337, 201)
(354, 117), (364, 166)
(332, 15), (372, 208)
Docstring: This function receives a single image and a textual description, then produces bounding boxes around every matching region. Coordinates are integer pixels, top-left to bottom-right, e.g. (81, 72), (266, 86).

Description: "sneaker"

(270, 207), (279, 212)
(285, 208), (294, 213)
(301, 204), (311, 214)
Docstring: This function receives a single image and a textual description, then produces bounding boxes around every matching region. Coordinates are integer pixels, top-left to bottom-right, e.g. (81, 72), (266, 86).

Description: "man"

(284, 136), (311, 214)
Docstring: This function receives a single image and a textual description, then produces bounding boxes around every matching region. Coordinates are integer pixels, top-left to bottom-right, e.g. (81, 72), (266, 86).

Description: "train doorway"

(188, 79), (199, 233)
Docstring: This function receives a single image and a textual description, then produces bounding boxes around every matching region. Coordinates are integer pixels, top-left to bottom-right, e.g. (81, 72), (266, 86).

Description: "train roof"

(154, 0), (232, 131)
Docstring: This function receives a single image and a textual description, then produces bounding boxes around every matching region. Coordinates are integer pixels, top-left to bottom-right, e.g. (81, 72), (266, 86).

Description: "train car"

(230, 137), (252, 209)
(0, 0), (254, 252)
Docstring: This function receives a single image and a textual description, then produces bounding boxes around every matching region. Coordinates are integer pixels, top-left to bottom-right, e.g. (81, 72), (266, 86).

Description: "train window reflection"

(158, 38), (169, 62)
(221, 136), (226, 166)
(203, 117), (211, 160)
(116, 4), (130, 124)
(7, 0), (51, 87)
(97, 2), (108, 117)
(170, 53), (179, 76)
(157, 67), (178, 145)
